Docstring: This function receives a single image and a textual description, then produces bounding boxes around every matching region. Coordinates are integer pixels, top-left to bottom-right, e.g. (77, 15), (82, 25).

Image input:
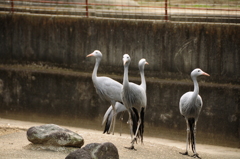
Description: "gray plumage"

(102, 59), (148, 135)
(179, 68), (210, 158)
(87, 50), (122, 135)
(121, 54), (147, 150)
(139, 58), (148, 91)
(102, 102), (126, 134)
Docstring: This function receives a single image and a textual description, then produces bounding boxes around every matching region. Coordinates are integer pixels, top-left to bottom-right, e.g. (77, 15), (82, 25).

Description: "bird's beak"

(202, 72), (210, 76)
(86, 53), (94, 57)
(123, 59), (127, 65)
(145, 62), (149, 65)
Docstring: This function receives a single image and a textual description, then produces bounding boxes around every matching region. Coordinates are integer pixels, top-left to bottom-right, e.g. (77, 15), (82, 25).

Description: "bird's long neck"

(139, 65), (146, 91)
(92, 57), (101, 83)
(191, 76), (199, 103)
(123, 64), (129, 89)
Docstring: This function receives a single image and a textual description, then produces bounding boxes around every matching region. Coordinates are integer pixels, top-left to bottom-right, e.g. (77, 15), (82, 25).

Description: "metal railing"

(0, 0), (240, 23)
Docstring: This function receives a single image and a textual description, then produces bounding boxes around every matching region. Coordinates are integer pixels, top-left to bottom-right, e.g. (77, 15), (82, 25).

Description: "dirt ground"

(0, 118), (239, 159)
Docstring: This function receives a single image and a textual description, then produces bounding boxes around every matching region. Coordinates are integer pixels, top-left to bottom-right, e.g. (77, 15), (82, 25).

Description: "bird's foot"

(192, 153), (201, 159)
(103, 131), (110, 135)
(131, 137), (137, 144)
(124, 145), (137, 151)
(179, 151), (188, 156)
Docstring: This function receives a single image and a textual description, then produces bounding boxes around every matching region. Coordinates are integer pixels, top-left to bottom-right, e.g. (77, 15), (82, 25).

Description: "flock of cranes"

(87, 50), (210, 158)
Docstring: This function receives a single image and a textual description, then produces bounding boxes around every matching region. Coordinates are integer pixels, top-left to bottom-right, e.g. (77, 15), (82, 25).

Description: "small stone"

(27, 124), (84, 147)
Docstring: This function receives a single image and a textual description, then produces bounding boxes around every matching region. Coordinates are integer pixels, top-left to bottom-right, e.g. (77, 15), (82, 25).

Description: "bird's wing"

(95, 77), (122, 102)
(179, 92), (189, 116)
(179, 92), (203, 118)
(195, 95), (203, 113)
(124, 82), (147, 109)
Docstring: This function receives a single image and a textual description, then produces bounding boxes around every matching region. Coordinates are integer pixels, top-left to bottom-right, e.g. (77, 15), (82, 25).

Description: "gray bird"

(121, 54), (147, 150)
(179, 68), (210, 158)
(102, 58), (149, 135)
(87, 50), (122, 135)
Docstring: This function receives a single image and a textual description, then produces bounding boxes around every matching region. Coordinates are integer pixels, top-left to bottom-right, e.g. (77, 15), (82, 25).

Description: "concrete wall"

(0, 14), (239, 147)
(1, 14), (239, 82)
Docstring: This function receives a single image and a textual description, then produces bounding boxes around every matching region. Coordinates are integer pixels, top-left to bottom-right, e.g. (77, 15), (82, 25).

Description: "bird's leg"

(128, 112), (134, 139)
(110, 102), (116, 135)
(124, 112), (137, 150)
(119, 112), (124, 136)
(112, 109), (116, 135)
(179, 128), (190, 156)
(108, 117), (113, 134)
(192, 124), (201, 158)
(131, 117), (141, 144)
(180, 120), (189, 156)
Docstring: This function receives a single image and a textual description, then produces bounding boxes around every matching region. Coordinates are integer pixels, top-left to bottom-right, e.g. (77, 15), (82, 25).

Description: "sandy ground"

(0, 118), (239, 159)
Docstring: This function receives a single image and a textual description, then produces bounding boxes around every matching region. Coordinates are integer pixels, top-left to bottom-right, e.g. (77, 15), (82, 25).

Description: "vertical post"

(86, 0), (89, 17)
(11, 0), (14, 13)
(165, 0), (168, 21)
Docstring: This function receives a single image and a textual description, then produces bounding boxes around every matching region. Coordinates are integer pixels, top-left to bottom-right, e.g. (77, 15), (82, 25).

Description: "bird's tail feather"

(102, 106), (113, 125)
(139, 107), (145, 143)
(188, 118), (196, 153)
(131, 107), (139, 138)
(103, 109), (112, 134)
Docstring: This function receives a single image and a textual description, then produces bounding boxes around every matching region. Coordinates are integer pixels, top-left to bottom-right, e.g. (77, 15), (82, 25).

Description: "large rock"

(65, 148), (92, 159)
(82, 142), (119, 159)
(65, 142), (119, 159)
(27, 124), (84, 148)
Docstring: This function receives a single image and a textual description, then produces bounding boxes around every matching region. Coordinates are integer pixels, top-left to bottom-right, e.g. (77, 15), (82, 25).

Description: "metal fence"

(0, 0), (240, 23)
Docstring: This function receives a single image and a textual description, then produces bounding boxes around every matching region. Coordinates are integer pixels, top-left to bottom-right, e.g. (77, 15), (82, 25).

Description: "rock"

(27, 124), (84, 148)
(24, 143), (79, 153)
(82, 142), (119, 159)
(65, 148), (92, 159)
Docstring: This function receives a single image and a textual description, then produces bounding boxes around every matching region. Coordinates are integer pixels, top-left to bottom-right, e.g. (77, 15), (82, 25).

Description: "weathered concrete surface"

(0, 14), (239, 84)
(0, 14), (239, 147)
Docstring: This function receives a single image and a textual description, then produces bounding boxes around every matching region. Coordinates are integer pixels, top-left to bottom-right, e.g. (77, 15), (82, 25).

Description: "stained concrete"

(0, 14), (239, 82)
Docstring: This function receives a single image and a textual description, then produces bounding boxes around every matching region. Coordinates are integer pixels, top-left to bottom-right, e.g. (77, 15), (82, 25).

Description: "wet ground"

(0, 118), (239, 159)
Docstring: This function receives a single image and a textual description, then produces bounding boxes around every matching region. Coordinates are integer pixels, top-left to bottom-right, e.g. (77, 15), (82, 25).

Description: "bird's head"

(86, 50), (102, 58)
(138, 58), (149, 67)
(191, 68), (210, 77)
(123, 54), (131, 66)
